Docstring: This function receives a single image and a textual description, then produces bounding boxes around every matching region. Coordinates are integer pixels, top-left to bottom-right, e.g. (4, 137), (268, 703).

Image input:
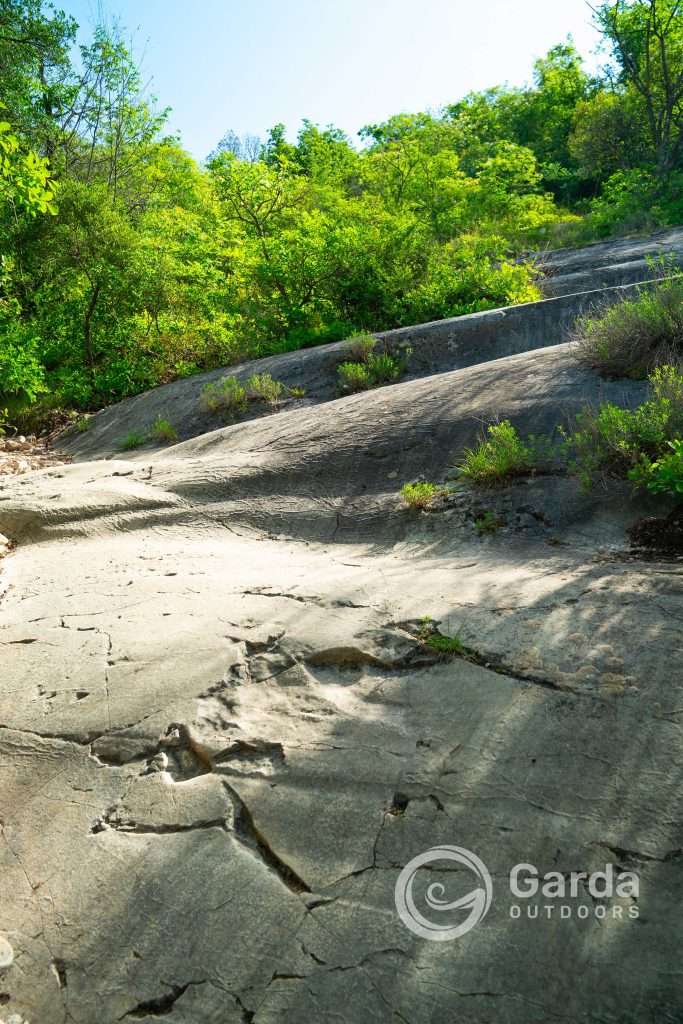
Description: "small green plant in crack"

(288, 385), (306, 399)
(416, 616), (465, 657)
(150, 416), (179, 444)
(366, 352), (405, 385)
(474, 510), (504, 535)
(400, 481), (443, 510)
(425, 632), (465, 656)
(119, 430), (146, 451)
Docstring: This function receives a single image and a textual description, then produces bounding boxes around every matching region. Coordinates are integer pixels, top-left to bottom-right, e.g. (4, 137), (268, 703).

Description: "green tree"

(594, 0), (683, 178)
(0, 0), (76, 157)
(569, 90), (647, 180)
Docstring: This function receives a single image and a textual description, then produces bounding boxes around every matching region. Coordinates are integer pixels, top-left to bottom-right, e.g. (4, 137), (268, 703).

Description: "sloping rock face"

(2, 237), (683, 1023)
(538, 225), (683, 296)
(61, 227), (683, 462)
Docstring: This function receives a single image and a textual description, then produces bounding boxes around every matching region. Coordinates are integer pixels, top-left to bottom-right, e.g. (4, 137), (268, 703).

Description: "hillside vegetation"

(1, 0), (683, 426)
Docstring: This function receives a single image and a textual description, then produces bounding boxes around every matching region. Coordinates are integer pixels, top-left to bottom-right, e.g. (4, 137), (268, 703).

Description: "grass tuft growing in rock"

(337, 335), (411, 395)
(458, 421), (535, 484)
(416, 616), (465, 657)
(424, 632), (465, 655)
(150, 416), (179, 444)
(119, 431), (146, 451)
(401, 482), (442, 509)
(200, 376), (248, 417)
(246, 373), (285, 405)
(573, 277), (683, 379)
(344, 333), (377, 363)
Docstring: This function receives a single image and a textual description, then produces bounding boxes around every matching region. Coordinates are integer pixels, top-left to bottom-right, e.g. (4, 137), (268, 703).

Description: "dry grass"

(573, 278), (683, 379)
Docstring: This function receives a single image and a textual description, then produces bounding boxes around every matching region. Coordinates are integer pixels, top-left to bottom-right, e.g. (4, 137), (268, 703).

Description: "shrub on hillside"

(573, 278), (683, 379)
(0, 325), (48, 406)
(631, 440), (683, 500)
(564, 365), (683, 489)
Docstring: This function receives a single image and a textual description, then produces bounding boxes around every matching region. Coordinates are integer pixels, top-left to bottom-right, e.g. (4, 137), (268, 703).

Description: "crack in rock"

(226, 778), (312, 895)
(94, 816), (230, 836)
(120, 980), (204, 1018)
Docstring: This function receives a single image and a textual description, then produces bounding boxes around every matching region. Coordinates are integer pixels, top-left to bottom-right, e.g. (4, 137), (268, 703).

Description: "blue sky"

(60, 0), (603, 160)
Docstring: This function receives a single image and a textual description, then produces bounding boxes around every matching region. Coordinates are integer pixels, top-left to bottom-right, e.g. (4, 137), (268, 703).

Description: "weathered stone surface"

(2, 247), (683, 1021)
(57, 228), (683, 461)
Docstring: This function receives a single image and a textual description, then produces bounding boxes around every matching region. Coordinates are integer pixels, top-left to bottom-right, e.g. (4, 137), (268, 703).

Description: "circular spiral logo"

(394, 845), (493, 941)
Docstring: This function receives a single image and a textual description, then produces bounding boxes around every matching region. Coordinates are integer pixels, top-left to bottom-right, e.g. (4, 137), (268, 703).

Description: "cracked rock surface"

(1, 341), (682, 1023)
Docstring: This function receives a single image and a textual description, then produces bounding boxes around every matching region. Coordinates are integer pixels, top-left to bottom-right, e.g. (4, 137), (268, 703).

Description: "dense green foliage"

(2, 0), (683, 424)
(633, 438), (683, 497)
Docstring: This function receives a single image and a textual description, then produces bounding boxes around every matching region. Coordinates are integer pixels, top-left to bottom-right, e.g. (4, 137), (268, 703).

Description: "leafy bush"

(150, 417), (179, 444)
(584, 169), (660, 239)
(630, 439), (683, 499)
(583, 170), (683, 240)
(200, 376), (248, 417)
(245, 373), (285, 405)
(119, 431), (146, 451)
(573, 278), (683, 379)
(400, 482), (441, 509)
(0, 324), (48, 405)
(458, 421), (534, 484)
(565, 365), (683, 489)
